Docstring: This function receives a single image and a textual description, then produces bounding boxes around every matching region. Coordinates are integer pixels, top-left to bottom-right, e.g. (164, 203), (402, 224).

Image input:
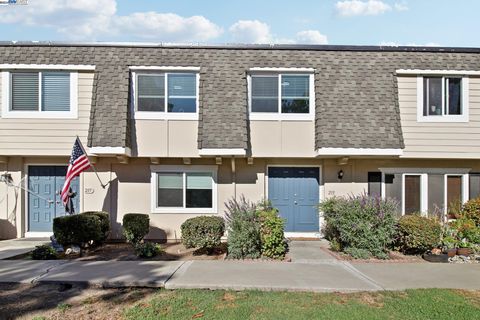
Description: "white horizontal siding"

(0, 71), (93, 156)
(399, 75), (480, 158)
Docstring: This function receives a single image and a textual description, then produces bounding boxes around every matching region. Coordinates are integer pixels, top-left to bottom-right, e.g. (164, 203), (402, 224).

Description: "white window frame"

(444, 173), (469, 215)
(416, 75), (469, 123)
(150, 165), (217, 214)
(131, 70), (199, 120)
(1, 70), (78, 119)
(247, 71), (315, 121)
(401, 173), (428, 216)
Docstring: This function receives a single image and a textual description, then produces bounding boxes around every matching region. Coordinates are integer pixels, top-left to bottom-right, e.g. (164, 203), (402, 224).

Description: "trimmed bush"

(259, 209), (287, 259)
(319, 194), (398, 259)
(82, 211), (110, 244)
(181, 216), (225, 253)
(460, 198), (480, 226)
(53, 214), (103, 247)
(134, 242), (163, 258)
(394, 215), (442, 254)
(123, 213), (150, 244)
(31, 245), (57, 260)
(225, 196), (262, 259)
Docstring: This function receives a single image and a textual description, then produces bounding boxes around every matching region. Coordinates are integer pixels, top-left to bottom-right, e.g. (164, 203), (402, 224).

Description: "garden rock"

(65, 245), (81, 255)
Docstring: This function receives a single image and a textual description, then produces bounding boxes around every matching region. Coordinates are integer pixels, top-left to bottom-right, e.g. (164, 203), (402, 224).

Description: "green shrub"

(225, 196), (262, 259)
(460, 198), (480, 226)
(181, 216), (225, 253)
(82, 211), (110, 244)
(394, 215), (442, 254)
(259, 209), (287, 259)
(31, 245), (57, 260)
(344, 247), (372, 259)
(450, 218), (480, 244)
(134, 242), (163, 258)
(123, 213), (150, 244)
(53, 214), (103, 247)
(319, 194), (398, 259)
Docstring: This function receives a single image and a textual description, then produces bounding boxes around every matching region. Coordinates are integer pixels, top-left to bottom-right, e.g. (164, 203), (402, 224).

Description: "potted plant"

(442, 235), (458, 257)
(457, 240), (473, 256)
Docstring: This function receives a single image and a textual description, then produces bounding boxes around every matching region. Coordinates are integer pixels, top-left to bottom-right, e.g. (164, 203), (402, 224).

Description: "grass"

(123, 289), (480, 320)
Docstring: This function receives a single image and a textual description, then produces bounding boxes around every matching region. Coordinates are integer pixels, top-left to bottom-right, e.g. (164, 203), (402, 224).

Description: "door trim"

(24, 163), (84, 236)
(265, 164), (323, 233)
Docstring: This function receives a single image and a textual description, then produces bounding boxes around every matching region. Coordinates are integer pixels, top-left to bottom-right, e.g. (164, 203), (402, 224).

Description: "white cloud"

(0, 0), (223, 41)
(229, 20), (272, 44)
(296, 30), (328, 44)
(394, 1), (409, 11)
(335, 0), (391, 16)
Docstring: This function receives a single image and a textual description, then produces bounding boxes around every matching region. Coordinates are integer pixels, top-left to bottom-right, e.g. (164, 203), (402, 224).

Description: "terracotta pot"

(457, 248), (473, 256)
(446, 249), (457, 257)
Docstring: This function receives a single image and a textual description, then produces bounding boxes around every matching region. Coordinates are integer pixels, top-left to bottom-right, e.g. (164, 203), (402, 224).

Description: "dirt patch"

(454, 290), (480, 306)
(0, 283), (155, 320)
(356, 292), (385, 308)
(321, 247), (425, 263)
(9, 242), (227, 261)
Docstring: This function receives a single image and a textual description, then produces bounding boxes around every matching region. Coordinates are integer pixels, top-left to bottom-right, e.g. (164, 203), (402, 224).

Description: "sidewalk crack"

(339, 262), (385, 291)
(31, 261), (69, 284)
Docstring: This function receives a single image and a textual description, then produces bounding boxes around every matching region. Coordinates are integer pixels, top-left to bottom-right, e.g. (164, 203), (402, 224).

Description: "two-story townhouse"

(1, 42), (480, 240)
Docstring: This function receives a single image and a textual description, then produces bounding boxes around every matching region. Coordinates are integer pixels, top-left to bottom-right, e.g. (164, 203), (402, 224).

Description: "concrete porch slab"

(351, 263), (480, 290)
(37, 261), (184, 288)
(165, 260), (380, 292)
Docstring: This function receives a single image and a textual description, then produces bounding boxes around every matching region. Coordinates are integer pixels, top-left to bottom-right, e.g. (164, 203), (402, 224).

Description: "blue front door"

(268, 167), (320, 232)
(28, 166), (80, 232)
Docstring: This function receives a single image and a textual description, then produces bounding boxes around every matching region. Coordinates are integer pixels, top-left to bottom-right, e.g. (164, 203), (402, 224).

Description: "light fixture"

(337, 170), (344, 180)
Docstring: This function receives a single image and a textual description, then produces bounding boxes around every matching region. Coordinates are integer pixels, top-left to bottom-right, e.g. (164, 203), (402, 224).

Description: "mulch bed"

(320, 247), (425, 263)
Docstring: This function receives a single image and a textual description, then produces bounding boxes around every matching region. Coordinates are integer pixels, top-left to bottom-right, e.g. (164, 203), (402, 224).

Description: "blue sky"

(0, 0), (478, 47)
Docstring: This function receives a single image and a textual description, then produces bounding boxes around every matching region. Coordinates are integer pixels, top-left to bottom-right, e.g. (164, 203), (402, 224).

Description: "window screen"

(428, 174), (444, 219)
(404, 175), (421, 214)
(167, 74), (196, 113)
(385, 173), (402, 216)
(469, 173), (480, 199)
(423, 77), (442, 116)
(186, 173), (213, 208)
(251, 76), (278, 112)
(447, 78), (462, 115)
(446, 176), (462, 214)
(42, 72), (70, 111)
(281, 75), (309, 114)
(11, 72), (39, 111)
(157, 173), (183, 207)
(137, 74), (165, 112)
(367, 172), (382, 197)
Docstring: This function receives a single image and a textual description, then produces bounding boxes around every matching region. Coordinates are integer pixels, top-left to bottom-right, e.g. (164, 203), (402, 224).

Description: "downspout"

(231, 157), (236, 200)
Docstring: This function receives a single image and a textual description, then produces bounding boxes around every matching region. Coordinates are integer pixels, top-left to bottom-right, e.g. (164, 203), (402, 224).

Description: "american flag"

(61, 137), (91, 205)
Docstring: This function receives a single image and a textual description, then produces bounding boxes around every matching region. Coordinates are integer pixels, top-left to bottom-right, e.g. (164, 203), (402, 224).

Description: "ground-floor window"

(381, 170), (468, 217)
(151, 165), (217, 213)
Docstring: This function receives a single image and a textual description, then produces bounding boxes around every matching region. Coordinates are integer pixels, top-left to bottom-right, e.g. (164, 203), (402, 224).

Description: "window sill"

(134, 112), (199, 120)
(151, 208), (217, 214)
(0, 111), (78, 119)
(249, 113), (314, 121)
(417, 115), (469, 123)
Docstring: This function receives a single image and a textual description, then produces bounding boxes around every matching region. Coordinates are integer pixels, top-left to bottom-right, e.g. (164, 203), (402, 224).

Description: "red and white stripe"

(61, 154), (90, 205)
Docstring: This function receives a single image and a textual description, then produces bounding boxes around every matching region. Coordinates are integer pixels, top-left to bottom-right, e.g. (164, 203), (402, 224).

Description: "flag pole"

(76, 136), (108, 189)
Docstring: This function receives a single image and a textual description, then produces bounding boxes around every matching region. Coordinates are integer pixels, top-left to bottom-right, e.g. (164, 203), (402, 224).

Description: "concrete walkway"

(0, 238), (49, 260)
(0, 258), (479, 292)
(1, 240), (479, 292)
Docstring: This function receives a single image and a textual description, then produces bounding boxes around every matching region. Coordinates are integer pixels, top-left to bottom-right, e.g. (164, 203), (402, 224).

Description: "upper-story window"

(417, 75), (468, 122)
(248, 69), (315, 120)
(132, 69), (199, 120)
(1, 70), (78, 118)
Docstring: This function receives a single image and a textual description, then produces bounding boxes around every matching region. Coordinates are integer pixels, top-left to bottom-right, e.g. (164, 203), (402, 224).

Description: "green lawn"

(124, 289), (480, 320)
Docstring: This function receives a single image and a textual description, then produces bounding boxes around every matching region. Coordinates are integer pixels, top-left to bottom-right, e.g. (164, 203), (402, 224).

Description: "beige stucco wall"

(0, 72), (93, 156)
(133, 120), (199, 157)
(4, 156), (480, 240)
(398, 75), (480, 158)
(250, 121), (316, 157)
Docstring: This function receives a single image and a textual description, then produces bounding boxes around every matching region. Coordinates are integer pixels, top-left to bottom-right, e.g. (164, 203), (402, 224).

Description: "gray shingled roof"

(0, 43), (479, 151)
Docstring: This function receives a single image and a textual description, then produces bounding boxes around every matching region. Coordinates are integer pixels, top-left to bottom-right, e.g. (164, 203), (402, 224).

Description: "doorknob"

(294, 201), (298, 205)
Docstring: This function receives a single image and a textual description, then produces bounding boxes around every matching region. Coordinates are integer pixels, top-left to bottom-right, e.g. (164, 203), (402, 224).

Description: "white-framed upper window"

(248, 71), (315, 120)
(131, 70), (199, 120)
(417, 75), (469, 122)
(150, 165), (217, 213)
(1, 70), (78, 119)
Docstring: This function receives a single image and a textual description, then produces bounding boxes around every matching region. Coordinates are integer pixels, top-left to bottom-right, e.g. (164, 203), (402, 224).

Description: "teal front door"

(268, 167), (320, 232)
(28, 166), (80, 232)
